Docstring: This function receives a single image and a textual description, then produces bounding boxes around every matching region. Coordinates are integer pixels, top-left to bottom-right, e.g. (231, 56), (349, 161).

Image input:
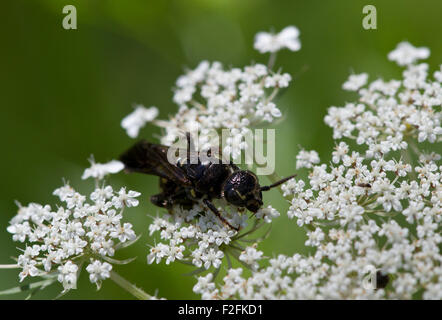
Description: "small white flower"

(388, 42), (430, 66)
(121, 105), (159, 138)
(82, 159), (124, 180)
(202, 248), (224, 270)
(110, 223), (136, 242)
(305, 228), (325, 247)
(112, 187), (141, 208)
(254, 26), (301, 53)
(193, 274), (215, 295)
(57, 261), (78, 292)
(255, 205), (280, 223)
(86, 260), (112, 288)
(147, 243), (169, 264)
(342, 73), (368, 91)
(332, 142), (349, 164)
(239, 246), (263, 270)
(255, 102), (282, 122)
(7, 222), (31, 242)
(296, 149), (320, 169)
(18, 261), (39, 282)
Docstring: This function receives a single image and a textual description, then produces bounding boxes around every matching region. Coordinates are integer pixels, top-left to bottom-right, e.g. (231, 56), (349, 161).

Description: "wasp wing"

(119, 140), (192, 186)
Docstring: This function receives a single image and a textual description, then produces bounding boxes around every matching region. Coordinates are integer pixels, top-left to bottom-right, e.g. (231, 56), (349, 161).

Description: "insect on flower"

(120, 133), (295, 231)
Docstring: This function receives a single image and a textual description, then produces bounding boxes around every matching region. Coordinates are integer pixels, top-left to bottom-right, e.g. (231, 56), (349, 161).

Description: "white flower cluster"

(7, 182), (140, 292)
(122, 59), (291, 160)
(147, 202), (279, 271)
(166, 60), (291, 159)
(193, 42), (441, 300)
(326, 42), (441, 157)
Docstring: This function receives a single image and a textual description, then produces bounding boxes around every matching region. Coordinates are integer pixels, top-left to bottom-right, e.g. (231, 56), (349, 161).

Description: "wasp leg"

(151, 193), (170, 208)
(203, 199), (239, 231)
(151, 187), (194, 208)
(260, 174), (297, 191)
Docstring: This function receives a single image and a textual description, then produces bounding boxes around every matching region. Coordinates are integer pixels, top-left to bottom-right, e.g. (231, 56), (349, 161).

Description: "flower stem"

(267, 52), (277, 70)
(109, 270), (152, 300)
(0, 264), (20, 269)
(401, 148), (416, 180)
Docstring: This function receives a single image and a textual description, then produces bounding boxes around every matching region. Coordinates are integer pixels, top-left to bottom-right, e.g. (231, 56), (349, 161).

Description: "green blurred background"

(0, 0), (440, 299)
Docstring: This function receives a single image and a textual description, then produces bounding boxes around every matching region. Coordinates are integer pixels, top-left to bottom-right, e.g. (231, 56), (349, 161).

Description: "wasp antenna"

(260, 174), (297, 191)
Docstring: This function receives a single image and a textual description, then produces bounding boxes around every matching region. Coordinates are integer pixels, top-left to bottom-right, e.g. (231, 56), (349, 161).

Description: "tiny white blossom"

(57, 261), (78, 292)
(254, 26), (301, 53)
(121, 105), (159, 138)
(388, 42), (430, 66)
(342, 73), (368, 91)
(255, 205), (280, 223)
(86, 260), (112, 288)
(112, 187), (141, 208)
(239, 246), (263, 270)
(255, 102), (282, 122)
(82, 159), (124, 180)
(296, 149), (320, 169)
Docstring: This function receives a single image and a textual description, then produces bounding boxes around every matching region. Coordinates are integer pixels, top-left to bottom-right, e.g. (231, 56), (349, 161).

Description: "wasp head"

(222, 170), (263, 213)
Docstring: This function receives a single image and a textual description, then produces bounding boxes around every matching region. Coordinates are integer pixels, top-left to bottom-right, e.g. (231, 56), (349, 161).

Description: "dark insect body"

(376, 271), (389, 289)
(119, 138), (295, 231)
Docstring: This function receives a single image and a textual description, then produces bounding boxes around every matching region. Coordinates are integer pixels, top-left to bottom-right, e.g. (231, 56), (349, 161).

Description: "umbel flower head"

(4, 23), (440, 301)
(6, 160), (140, 293)
(131, 25), (298, 276)
(193, 41), (441, 300)
(121, 53), (294, 161)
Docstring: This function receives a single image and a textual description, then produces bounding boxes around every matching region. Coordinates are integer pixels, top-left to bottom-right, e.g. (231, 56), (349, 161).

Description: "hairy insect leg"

(260, 174), (297, 191)
(150, 193), (171, 208)
(151, 188), (190, 208)
(203, 199), (239, 231)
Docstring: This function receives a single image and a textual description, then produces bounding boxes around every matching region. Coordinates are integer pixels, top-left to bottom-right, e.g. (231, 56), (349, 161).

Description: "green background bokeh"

(0, 0), (440, 299)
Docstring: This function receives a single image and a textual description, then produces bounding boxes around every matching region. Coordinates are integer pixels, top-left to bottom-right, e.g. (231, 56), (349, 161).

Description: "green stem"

(109, 270), (152, 300)
(401, 148), (416, 180)
(267, 52), (277, 70)
(0, 264), (20, 269)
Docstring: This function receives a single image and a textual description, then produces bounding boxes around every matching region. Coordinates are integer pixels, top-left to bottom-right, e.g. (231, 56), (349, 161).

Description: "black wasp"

(119, 134), (295, 231)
